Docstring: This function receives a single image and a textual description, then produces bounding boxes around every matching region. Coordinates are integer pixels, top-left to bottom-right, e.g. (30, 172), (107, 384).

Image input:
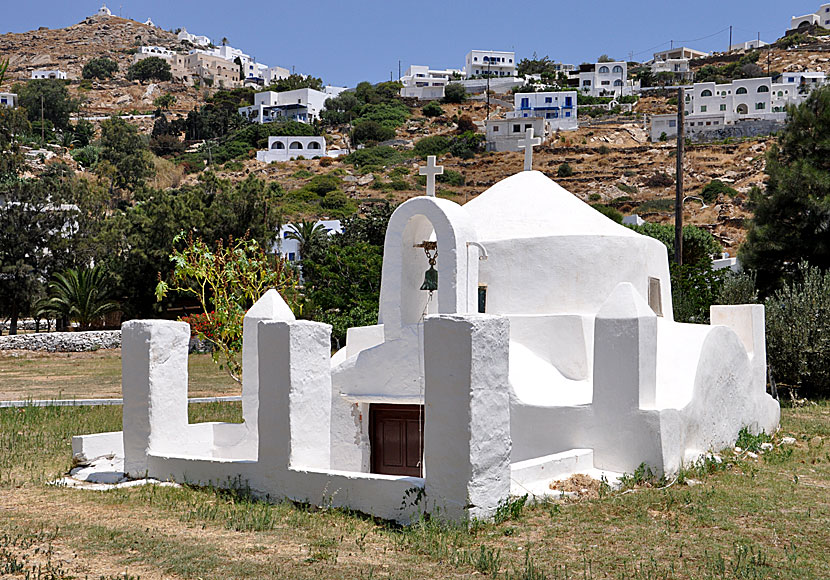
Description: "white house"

(508, 91), (578, 131)
(239, 88), (329, 124)
(729, 39), (770, 51)
(74, 170), (778, 524)
(789, 4), (830, 29)
(276, 219), (343, 262)
(138, 46), (174, 58)
(653, 47), (708, 61)
(324, 85), (349, 98)
(263, 65), (290, 86)
(577, 62), (638, 97)
(0, 93), (18, 108)
(650, 57), (693, 83)
(31, 70), (67, 80)
(484, 117), (546, 152)
(650, 76), (812, 141)
(177, 28), (211, 47)
(97, 4), (111, 16)
(255, 135), (348, 163)
(465, 50), (516, 78)
(399, 65), (461, 100)
(194, 45), (269, 82)
(779, 71), (827, 92)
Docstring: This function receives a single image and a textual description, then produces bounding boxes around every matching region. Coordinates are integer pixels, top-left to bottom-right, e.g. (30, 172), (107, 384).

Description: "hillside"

(0, 13), (205, 116)
(4, 15), (826, 252)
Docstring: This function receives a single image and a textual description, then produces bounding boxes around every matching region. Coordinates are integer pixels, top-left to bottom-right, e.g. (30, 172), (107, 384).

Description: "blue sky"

(2, 1), (812, 86)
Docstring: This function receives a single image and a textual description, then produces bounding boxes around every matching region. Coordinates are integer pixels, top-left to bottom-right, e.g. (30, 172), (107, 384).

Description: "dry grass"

(0, 349), (239, 400)
(0, 396), (828, 579)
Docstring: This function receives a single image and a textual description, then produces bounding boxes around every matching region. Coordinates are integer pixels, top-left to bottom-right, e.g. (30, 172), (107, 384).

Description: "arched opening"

(701, 89), (713, 97)
(400, 215), (440, 326)
(271, 141), (285, 149)
(289, 141), (303, 149)
(307, 141), (322, 150)
(613, 79), (623, 87)
(599, 66), (610, 74)
(757, 85), (769, 93)
(736, 103), (748, 115)
(612, 65), (623, 74)
(736, 87), (748, 95)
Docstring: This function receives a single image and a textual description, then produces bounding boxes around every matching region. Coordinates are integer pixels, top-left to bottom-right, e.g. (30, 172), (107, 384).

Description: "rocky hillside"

(0, 13), (205, 116)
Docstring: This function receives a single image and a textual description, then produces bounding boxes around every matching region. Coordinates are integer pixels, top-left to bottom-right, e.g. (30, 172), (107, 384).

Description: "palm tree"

(286, 220), (329, 261)
(39, 266), (119, 331)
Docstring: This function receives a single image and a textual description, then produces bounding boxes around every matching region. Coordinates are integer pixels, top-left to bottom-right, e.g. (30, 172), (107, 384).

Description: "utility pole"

(398, 60), (401, 81)
(675, 87), (685, 266)
(729, 26), (733, 52)
(40, 94), (44, 143)
(486, 57), (491, 120)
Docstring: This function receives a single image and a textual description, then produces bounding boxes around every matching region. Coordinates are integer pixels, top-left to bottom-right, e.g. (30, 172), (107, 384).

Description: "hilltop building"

(97, 4), (111, 16)
(729, 39), (770, 51)
(239, 88), (329, 124)
(399, 65), (461, 100)
(650, 75), (818, 141)
(574, 61), (638, 97)
(653, 47), (708, 61)
(465, 50), (516, 78)
(177, 28), (211, 47)
(789, 3), (830, 30)
(31, 70), (67, 80)
(509, 91), (578, 130)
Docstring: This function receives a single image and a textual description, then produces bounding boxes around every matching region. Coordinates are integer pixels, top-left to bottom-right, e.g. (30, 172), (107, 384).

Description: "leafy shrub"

(82, 57), (118, 80)
(645, 172), (674, 187)
(448, 131), (484, 159)
(126, 57), (172, 82)
(588, 193), (601, 202)
(700, 179), (738, 203)
(344, 146), (408, 168)
(223, 160), (244, 171)
(305, 174), (341, 196)
(352, 120), (395, 145)
(319, 156), (333, 167)
(71, 145), (101, 168)
(358, 102), (411, 129)
(765, 261), (830, 397)
(637, 198), (674, 213)
(659, 132), (668, 142)
(320, 191), (356, 216)
(443, 83), (466, 104)
(617, 182), (638, 194)
(417, 169), (465, 188)
(717, 270), (759, 305)
(413, 135), (451, 158)
(390, 179), (408, 190)
(597, 145), (611, 155)
(557, 162), (574, 177)
(421, 101), (444, 117)
(629, 222), (721, 265)
(456, 114), (476, 134)
(670, 262), (725, 323)
(591, 204), (623, 223)
(777, 33), (808, 49)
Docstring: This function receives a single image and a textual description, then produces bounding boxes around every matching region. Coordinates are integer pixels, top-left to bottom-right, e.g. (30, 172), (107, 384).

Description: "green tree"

(741, 87), (830, 295)
(286, 220), (330, 261)
(82, 57), (118, 80)
(0, 58), (8, 85)
(0, 106), (31, 180)
(265, 74), (323, 93)
(443, 83), (467, 104)
(13, 79), (76, 130)
(0, 175), (79, 334)
(38, 266), (119, 330)
(127, 57), (173, 82)
(421, 101), (444, 117)
(351, 120), (395, 144)
(156, 234), (300, 382)
(153, 93), (176, 111)
(99, 116), (153, 192)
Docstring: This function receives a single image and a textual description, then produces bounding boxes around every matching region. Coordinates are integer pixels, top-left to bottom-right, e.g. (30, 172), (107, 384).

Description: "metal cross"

(419, 155), (444, 197)
(517, 128), (542, 171)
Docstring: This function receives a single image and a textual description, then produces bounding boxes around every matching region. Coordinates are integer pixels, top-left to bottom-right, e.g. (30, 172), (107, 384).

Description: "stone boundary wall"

(690, 119), (785, 143)
(0, 331), (122, 352)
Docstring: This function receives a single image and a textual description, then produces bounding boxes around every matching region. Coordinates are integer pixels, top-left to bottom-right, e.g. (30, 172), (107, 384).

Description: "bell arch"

(378, 197), (478, 340)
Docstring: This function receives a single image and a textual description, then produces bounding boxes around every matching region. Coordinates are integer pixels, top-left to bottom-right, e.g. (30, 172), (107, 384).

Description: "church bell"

(416, 241), (438, 292)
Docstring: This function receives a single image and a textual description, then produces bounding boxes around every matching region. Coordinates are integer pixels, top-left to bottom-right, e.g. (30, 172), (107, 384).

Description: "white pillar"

(122, 320), (190, 477)
(256, 320), (332, 470)
(423, 314), (511, 522)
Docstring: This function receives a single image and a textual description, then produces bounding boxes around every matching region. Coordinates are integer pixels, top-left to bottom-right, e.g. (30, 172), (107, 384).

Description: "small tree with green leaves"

(127, 57), (172, 82)
(421, 101), (444, 117)
(155, 234), (300, 382)
(82, 57), (118, 80)
(153, 93), (176, 111)
(443, 83), (466, 104)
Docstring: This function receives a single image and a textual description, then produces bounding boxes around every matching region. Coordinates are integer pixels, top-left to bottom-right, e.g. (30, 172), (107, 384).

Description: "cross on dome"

(517, 128), (542, 172)
(419, 155), (444, 197)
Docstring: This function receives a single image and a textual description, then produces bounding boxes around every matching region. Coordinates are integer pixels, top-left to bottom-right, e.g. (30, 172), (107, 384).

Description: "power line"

(629, 26), (732, 60)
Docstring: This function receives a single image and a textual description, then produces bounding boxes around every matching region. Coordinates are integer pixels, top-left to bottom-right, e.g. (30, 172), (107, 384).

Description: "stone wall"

(690, 119), (785, 143)
(0, 330), (122, 352)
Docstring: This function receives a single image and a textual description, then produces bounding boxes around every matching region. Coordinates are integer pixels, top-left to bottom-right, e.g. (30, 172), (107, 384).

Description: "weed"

(493, 494), (528, 524)
(735, 427), (772, 453)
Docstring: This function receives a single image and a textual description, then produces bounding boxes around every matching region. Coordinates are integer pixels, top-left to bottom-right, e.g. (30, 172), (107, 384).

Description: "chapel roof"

(463, 170), (639, 242)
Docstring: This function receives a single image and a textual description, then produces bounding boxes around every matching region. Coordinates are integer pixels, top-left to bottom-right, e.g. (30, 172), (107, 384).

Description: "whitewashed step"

(510, 448), (594, 498)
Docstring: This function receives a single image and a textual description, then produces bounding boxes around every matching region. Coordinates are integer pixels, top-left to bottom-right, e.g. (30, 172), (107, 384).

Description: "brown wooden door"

(369, 404), (424, 477)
